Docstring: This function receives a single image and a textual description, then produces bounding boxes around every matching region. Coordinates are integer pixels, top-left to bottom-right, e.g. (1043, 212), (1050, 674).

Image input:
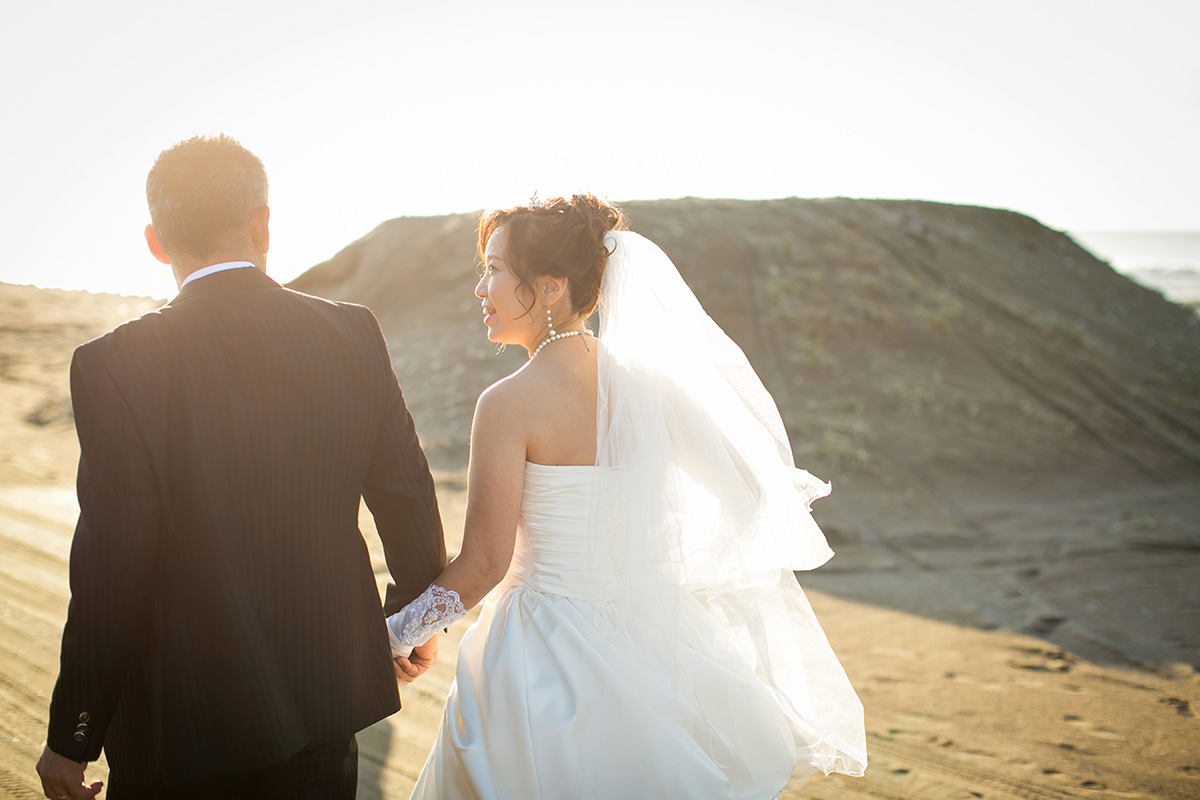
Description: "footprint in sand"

(1040, 768), (1075, 788)
(943, 671), (1004, 693)
(1064, 714), (1124, 740)
(1160, 696), (1193, 716)
(1008, 647), (1075, 673)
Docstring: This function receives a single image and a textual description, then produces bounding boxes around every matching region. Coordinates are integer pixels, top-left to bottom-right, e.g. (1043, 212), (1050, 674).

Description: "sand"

(3, 198), (1200, 800)
(4, 474), (1197, 799)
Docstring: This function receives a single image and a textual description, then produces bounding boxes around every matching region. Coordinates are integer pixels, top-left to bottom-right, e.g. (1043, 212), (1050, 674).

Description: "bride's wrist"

(386, 583), (466, 658)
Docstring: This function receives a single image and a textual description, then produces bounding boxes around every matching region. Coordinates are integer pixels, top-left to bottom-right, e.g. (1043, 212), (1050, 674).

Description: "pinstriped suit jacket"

(46, 266), (447, 786)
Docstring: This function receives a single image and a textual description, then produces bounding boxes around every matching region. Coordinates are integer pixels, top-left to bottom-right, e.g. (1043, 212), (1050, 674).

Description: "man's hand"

(393, 635), (438, 684)
(36, 746), (102, 799)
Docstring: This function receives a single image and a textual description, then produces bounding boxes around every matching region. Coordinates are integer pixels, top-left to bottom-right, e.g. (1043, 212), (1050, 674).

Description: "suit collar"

(169, 265), (281, 306)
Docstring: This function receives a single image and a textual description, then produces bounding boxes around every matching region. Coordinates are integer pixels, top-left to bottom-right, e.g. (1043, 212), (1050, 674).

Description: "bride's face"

(476, 225), (539, 346)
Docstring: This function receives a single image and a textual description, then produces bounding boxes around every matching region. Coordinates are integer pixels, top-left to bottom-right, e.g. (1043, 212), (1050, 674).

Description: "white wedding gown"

(410, 231), (865, 798)
(411, 463), (860, 799)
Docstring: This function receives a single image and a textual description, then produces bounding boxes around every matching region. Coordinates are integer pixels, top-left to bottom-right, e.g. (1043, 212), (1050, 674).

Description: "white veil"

(587, 231), (867, 789)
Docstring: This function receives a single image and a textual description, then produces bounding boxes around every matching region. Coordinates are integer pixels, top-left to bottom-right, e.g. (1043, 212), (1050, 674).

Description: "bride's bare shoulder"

(472, 363), (542, 429)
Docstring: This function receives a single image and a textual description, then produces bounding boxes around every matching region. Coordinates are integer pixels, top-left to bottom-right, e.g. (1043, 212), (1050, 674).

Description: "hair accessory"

(529, 190), (543, 208)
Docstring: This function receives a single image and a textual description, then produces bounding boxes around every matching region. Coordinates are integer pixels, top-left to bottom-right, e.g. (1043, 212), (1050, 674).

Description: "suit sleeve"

(357, 309), (448, 616)
(47, 344), (160, 762)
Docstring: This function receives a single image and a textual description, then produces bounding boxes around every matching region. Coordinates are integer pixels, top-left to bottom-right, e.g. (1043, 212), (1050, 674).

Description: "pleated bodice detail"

(510, 462), (616, 602)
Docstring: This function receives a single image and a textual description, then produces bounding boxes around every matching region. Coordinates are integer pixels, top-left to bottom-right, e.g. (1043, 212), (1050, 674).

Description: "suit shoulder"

(279, 287), (379, 325)
(73, 306), (170, 364)
(334, 298), (383, 329)
(276, 290), (391, 371)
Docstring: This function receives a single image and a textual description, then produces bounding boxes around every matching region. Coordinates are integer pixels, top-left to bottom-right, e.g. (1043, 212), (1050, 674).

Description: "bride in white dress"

(385, 195), (866, 798)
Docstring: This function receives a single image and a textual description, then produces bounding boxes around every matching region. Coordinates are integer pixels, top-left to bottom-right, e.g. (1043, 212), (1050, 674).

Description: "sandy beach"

(4, 477), (1198, 799)
(4, 473), (1197, 799)
(3, 197), (1199, 799)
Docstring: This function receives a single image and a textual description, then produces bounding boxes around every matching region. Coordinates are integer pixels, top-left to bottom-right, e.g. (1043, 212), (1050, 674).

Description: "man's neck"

(172, 255), (264, 290)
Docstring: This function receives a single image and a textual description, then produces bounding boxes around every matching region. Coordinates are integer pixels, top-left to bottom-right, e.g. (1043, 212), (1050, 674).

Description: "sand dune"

(2, 198), (1199, 797)
(294, 198), (1200, 673)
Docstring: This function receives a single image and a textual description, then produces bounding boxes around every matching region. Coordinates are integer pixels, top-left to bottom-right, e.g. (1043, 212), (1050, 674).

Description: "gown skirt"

(410, 463), (860, 800)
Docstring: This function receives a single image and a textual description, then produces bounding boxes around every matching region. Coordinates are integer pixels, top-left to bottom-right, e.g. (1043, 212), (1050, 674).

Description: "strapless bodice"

(509, 461), (616, 601)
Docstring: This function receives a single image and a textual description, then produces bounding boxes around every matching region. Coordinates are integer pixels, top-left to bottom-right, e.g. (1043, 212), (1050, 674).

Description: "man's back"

(49, 266), (446, 786)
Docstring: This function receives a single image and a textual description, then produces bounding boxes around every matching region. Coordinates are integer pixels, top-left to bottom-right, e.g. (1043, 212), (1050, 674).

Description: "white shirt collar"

(180, 261), (258, 289)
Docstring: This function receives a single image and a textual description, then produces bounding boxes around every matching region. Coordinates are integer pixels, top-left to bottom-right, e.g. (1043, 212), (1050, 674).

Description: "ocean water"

(1070, 231), (1200, 306)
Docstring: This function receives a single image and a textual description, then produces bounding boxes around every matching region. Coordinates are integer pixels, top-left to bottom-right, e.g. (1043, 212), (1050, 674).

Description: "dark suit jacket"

(46, 266), (447, 786)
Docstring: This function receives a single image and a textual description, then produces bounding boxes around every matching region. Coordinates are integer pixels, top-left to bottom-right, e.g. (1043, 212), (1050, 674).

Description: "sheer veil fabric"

(587, 231), (867, 788)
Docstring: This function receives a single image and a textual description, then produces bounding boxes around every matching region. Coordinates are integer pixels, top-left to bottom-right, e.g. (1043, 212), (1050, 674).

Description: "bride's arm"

(386, 382), (528, 656)
(426, 382), (527, 608)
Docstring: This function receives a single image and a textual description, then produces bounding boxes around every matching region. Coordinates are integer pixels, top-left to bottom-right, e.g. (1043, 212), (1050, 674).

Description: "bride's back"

(512, 337), (599, 468)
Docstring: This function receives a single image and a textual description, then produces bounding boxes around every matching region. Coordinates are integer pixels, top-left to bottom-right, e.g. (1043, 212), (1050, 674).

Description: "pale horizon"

(2, 0), (1197, 299)
(2, 200), (1195, 300)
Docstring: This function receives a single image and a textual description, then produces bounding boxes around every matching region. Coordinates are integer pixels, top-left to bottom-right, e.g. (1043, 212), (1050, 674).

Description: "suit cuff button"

(73, 731), (86, 741)
(78, 712), (91, 722)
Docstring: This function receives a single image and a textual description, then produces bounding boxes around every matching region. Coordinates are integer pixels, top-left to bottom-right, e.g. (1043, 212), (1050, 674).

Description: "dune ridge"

(292, 198), (1200, 485)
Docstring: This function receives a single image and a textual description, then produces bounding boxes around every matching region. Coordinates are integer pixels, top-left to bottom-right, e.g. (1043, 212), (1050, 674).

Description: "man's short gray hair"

(146, 134), (268, 260)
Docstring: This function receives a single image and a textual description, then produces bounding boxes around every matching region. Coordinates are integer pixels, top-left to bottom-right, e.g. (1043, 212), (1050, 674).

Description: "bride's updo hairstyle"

(477, 193), (628, 318)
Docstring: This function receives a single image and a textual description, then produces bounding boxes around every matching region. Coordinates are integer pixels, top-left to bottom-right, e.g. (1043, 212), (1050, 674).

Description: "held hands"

(387, 583), (461, 683)
(393, 635), (438, 684)
(36, 746), (103, 799)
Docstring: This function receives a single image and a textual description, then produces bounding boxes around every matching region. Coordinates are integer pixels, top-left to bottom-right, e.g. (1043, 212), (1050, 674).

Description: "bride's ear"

(538, 276), (568, 307)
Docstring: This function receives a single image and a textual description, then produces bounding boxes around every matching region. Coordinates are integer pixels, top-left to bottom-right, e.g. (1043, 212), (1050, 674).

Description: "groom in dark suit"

(35, 134), (446, 800)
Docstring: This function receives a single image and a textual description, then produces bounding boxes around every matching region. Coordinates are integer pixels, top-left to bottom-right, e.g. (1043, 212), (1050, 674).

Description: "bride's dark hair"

(477, 193), (628, 318)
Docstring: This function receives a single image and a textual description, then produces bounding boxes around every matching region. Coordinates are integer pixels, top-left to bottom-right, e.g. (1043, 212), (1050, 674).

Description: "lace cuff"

(386, 583), (466, 658)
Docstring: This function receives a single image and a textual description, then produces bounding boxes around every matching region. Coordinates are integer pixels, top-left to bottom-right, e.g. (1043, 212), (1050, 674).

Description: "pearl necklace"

(530, 329), (593, 360)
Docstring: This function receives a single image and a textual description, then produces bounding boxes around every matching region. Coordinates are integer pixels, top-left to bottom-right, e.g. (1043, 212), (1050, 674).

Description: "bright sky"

(1, 0), (1197, 299)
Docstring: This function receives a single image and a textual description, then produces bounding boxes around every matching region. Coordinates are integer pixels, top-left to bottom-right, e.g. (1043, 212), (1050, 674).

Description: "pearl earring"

(546, 304), (555, 337)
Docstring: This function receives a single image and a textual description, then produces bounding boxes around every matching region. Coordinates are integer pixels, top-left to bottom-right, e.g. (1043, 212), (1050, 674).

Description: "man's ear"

(250, 205), (270, 254)
(145, 225), (171, 265)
